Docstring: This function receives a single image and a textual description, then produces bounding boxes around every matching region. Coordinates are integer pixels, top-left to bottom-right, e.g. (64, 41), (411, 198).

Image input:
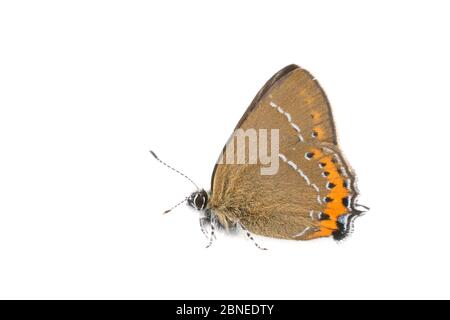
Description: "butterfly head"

(187, 189), (208, 211)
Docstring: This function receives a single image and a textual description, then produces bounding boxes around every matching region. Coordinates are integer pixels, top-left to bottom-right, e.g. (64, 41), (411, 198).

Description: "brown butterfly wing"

(209, 65), (360, 240)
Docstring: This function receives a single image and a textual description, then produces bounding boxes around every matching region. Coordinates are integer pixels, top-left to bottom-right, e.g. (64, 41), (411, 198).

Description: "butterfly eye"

(187, 194), (197, 209)
(194, 195), (204, 210)
(188, 190), (208, 210)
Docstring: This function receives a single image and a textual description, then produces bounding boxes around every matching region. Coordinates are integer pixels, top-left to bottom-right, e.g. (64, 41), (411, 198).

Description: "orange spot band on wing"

(307, 148), (352, 239)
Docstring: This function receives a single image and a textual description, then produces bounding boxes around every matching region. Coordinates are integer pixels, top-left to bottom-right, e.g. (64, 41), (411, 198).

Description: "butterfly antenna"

(163, 197), (188, 214)
(149, 150), (199, 190)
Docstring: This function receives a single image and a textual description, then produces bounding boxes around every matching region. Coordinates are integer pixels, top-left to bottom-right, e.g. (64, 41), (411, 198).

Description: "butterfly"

(152, 64), (367, 249)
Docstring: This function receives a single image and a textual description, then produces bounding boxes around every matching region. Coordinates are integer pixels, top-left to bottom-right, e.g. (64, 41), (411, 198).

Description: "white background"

(1, 1), (449, 300)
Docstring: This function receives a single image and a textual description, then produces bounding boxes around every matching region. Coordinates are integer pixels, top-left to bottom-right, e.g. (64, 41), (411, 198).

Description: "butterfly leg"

(205, 223), (216, 249)
(239, 224), (267, 250)
(199, 217), (210, 239)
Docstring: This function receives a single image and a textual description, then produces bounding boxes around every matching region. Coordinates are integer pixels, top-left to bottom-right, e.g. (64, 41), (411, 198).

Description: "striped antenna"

(149, 150), (199, 190)
(163, 197), (188, 214)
